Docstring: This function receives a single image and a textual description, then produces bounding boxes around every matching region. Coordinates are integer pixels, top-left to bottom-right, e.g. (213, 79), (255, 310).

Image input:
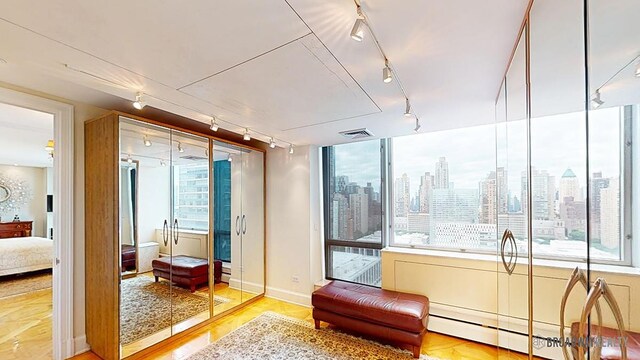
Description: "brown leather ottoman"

(152, 255), (221, 292)
(312, 280), (429, 358)
(121, 244), (136, 271)
(570, 322), (640, 359)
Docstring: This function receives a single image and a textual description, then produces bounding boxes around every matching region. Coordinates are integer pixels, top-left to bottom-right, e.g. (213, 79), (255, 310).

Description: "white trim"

(0, 87), (75, 360)
(73, 335), (89, 355)
(265, 286), (312, 307)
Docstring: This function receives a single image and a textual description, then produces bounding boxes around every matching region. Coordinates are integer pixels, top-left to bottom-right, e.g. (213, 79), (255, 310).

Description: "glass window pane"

(174, 163), (209, 231)
(329, 245), (381, 287)
(391, 124), (496, 251)
(326, 140), (383, 243)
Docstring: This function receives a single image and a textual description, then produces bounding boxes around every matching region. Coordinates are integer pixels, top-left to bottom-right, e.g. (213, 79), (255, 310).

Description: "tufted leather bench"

(312, 280), (429, 358)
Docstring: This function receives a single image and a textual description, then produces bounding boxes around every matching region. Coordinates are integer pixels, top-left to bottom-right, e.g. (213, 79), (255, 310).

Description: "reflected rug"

(120, 275), (229, 345)
(187, 312), (440, 360)
(0, 270), (52, 298)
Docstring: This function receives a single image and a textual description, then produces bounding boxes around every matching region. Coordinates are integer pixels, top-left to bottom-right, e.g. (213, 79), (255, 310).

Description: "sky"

(333, 107), (622, 198)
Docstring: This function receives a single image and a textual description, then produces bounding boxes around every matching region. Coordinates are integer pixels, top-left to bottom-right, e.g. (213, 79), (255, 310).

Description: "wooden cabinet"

(0, 221), (33, 238)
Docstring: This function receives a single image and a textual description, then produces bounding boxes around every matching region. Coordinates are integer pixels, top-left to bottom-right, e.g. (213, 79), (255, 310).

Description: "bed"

(0, 236), (53, 276)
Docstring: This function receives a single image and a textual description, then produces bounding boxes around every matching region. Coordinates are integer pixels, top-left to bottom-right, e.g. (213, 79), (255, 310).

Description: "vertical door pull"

(173, 219), (179, 245)
(242, 214), (247, 235)
(235, 216), (240, 236)
(559, 267), (602, 360)
(500, 229), (517, 275)
(577, 278), (627, 360)
(163, 220), (169, 247)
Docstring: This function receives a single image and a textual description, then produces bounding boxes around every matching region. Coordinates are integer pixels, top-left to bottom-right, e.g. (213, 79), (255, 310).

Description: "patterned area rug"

(187, 312), (440, 360)
(120, 275), (229, 345)
(0, 270), (52, 298)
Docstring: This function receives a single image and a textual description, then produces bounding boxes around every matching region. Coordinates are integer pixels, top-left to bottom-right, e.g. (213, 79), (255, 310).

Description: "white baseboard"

(73, 335), (90, 356)
(265, 286), (312, 307)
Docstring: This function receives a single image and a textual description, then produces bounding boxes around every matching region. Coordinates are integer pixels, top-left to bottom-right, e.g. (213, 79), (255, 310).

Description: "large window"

(323, 140), (384, 286)
(174, 163), (209, 231)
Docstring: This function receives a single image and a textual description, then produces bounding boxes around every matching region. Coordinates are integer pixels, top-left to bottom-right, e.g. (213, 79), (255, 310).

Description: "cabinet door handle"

(173, 219), (179, 245)
(577, 278), (627, 360)
(163, 220), (168, 247)
(500, 229), (517, 275)
(559, 267), (602, 360)
(235, 216), (240, 236)
(242, 215), (246, 235)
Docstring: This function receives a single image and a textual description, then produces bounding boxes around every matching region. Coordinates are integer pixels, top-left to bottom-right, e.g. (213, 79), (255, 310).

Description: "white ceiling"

(0, 102), (54, 167)
(0, 0), (531, 146)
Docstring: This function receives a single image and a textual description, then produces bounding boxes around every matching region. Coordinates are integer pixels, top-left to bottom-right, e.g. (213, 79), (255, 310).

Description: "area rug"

(120, 275), (230, 345)
(0, 270), (52, 298)
(187, 312), (440, 360)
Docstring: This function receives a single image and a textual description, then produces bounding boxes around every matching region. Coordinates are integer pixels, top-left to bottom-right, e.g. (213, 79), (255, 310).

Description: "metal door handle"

(235, 216), (240, 236)
(163, 220), (168, 247)
(500, 229), (517, 275)
(559, 267), (602, 360)
(173, 219), (179, 245)
(242, 215), (246, 235)
(577, 278), (627, 360)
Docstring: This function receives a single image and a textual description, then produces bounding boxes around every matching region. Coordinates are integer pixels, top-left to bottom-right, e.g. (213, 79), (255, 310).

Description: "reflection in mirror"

(120, 159), (138, 277)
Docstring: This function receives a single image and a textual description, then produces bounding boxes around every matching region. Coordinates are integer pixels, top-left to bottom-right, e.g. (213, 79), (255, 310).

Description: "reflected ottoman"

(152, 255), (222, 292)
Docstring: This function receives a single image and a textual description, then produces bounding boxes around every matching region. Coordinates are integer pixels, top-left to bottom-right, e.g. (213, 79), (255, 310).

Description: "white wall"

(265, 145), (323, 306)
(0, 164), (47, 236)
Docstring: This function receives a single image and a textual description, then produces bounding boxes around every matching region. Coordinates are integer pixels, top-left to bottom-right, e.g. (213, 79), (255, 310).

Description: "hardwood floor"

(1, 285), (530, 360)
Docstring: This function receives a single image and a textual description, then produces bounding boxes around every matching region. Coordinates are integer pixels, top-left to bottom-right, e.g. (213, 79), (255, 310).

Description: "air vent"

(180, 155), (208, 161)
(339, 128), (374, 139)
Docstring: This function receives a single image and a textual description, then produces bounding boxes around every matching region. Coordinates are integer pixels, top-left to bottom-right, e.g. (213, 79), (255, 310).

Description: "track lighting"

(177, 142), (184, 153)
(143, 135), (152, 147)
(243, 129), (251, 141)
(269, 138), (276, 149)
(591, 90), (604, 109)
(227, 153), (232, 162)
(350, 7), (365, 42)
(404, 98), (412, 117)
(210, 117), (219, 132)
(414, 118), (421, 133)
(127, 154), (133, 164)
(132, 92), (145, 110)
(383, 60), (392, 83)
(289, 144), (294, 154)
(160, 160), (166, 167)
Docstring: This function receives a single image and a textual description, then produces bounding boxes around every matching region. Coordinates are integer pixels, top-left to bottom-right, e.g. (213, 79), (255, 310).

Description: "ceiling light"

(160, 160), (166, 167)
(227, 153), (232, 162)
(414, 118), (422, 133)
(143, 135), (152, 147)
(269, 138), (276, 149)
(289, 144), (294, 154)
(351, 18), (365, 42)
(404, 98), (412, 117)
(210, 117), (219, 132)
(591, 90), (604, 109)
(177, 142), (184, 153)
(383, 60), (392, 83)
(127, 154), (133, 164)
(132, 92), (145, 110)
(635, 62), (640, 77)
(243, 129), (251, 141)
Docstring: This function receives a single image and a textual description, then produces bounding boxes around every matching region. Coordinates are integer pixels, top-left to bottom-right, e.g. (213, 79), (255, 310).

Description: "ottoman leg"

(190, 283), (196, 293)
(412, 345), (420, 359)
(155, 276), (159, 282)
(314, 319), (320, 329)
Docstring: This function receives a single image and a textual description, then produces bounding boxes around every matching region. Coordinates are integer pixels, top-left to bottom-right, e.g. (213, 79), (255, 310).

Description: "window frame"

(322, 139), (387, 287)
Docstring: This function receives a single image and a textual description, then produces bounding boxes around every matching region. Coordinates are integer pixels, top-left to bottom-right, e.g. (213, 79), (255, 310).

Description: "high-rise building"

(335, 175), (349, 194)
(394, 173), (411, 217)
(522, 168), (555, 220)
(600, 180), (620, 249)
(434, 157), (449, 189)
(480, 171), (497, 224)
(349, 189), (369, 238)
(331, 193), (349, 239)
(418, 172), (433, 213)
(559, 168), (580, 203)
(559, 197), (586, 237)
(590, 172), (610, 240)
(430, 188), (479, 237)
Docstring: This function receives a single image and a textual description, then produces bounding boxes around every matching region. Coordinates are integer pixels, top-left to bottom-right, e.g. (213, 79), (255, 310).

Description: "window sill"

(382, 246), (640, 276)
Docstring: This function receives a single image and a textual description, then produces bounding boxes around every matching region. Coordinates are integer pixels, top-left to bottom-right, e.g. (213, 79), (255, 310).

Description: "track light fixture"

(591, 89), (604, 109)
(132, 92), (145, 110)
(177, 142), (184, 153)
(404, 98), (412, 117)
(383, 59), (392, 83)
(210, 117), (219, 132)
(269, 138), (276, 149)
(289, 144), (294, 154)
(227, 153), (232, 162)
(160, 160), (166, 167)
(143, 135), (152, 147)
(243, 129), (251, 141)
(127, 154), (133, 164)
(350, 6), (365, 42)
(414, 118), (421, 133)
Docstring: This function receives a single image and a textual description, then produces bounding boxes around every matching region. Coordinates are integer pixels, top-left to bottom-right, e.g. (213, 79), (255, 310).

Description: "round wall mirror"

(0, 184), (10, 202)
